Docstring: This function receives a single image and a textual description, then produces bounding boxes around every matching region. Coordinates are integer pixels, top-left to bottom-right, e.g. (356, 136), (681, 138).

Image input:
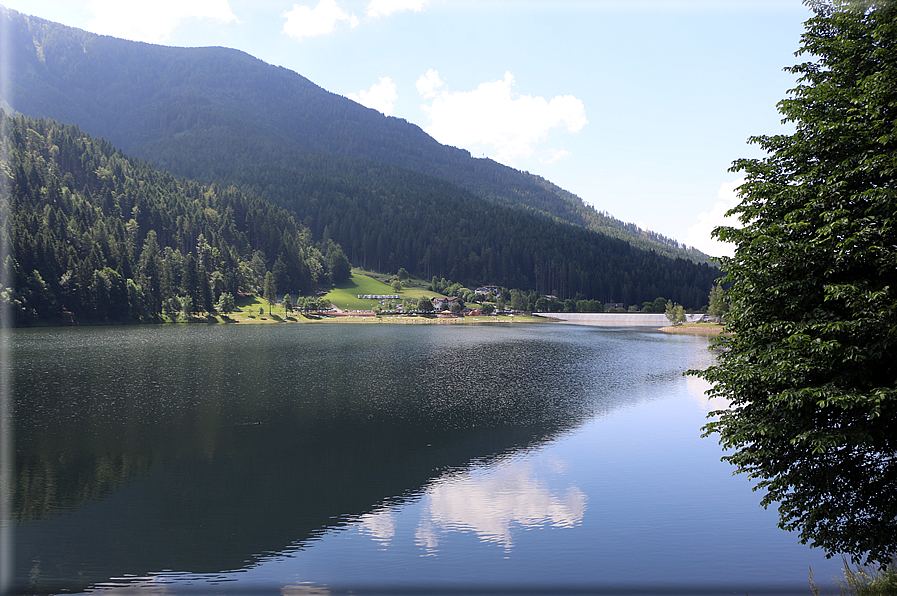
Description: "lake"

(5, 323), (845, 594)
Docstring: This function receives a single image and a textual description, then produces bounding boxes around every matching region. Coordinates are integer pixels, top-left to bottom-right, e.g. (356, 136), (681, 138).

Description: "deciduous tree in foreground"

(691, 0), (897, 567)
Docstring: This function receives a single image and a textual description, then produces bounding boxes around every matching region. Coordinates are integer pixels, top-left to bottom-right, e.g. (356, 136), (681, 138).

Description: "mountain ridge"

(2, 6), (709, 264)
(1, 7), (719, 310)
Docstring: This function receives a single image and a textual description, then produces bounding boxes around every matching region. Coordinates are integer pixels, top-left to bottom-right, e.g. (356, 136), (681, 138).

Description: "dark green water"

(6, 323), (843, 594)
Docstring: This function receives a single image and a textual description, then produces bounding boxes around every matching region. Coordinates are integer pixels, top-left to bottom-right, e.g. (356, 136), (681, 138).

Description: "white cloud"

(87, 0), (237, 43)
(348, 77), (398, 115)
(541, 149), (572, 164)
(282, 0), (359, 41)
(684, 177), (744, 258)
(415, 68), (444, 99)
(417, 70), (587, 166)
(367, 0), (430, 18)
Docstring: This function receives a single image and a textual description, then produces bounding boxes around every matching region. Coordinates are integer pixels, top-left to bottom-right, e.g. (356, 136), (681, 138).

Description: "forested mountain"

(1, 8), (719, 311)
(1, 112), (350, 324)
(3, 112), (716, 322)
(232, 161), (717, 307)
(2, 7), (709, 263)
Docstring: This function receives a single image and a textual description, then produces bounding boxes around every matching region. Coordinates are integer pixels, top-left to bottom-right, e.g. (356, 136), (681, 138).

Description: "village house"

(432, 296), (462, 310)
(475, 285), (501, 297)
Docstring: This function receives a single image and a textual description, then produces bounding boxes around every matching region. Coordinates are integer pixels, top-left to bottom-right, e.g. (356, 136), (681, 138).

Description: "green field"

(164, 278), (539, 325)
(323, 270), (443, 311)
(173, 270), (511, 324)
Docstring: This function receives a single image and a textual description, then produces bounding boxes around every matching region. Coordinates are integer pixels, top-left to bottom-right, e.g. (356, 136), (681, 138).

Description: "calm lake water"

(7, 323), (845, 595)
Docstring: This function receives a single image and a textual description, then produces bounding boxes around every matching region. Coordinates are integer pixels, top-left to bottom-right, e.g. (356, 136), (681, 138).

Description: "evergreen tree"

(264, 271), (276, 315)
(216, 292), (235, 315)
(182, 253), (200, 312)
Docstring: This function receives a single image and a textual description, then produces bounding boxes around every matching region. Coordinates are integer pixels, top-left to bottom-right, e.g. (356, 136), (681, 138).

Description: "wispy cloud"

(533, 0), (807, 12)
(542, 149), (572, 164)
(282, 0), (359, 41)
(280, 0), (427, 42)
(348, 77), (398, 116)
(416, 70), (587, 166)
(87, 0), (238, 43)
(366, 0), (430, 18)
(684, 178), (744, 258)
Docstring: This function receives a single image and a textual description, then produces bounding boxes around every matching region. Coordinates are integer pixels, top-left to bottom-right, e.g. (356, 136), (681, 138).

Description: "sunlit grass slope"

(325, 274), (392, 311)
(323, 270), (441, 311)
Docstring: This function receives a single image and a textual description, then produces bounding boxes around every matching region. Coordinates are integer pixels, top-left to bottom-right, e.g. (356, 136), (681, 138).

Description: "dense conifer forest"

(2, 113), (349, 325)
(234, 161), (717, 307)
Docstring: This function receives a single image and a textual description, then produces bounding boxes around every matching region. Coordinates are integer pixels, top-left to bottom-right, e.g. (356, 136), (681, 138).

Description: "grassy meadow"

(322, 269), (437, 311)
(167, 270), (540, 324)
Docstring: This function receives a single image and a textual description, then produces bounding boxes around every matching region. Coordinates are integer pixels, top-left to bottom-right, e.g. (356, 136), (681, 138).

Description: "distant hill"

(1, 7), (719, 308)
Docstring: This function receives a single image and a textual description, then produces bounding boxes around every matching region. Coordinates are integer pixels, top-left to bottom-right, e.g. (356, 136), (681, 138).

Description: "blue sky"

(3, 0), (814, 257)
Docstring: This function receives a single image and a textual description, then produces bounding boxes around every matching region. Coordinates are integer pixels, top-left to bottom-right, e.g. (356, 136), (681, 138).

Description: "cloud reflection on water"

(686, 373), (731, 413)
(415, 461), (585, 552)
(357, 508), (397, 547)
(358, 457), (585, 554)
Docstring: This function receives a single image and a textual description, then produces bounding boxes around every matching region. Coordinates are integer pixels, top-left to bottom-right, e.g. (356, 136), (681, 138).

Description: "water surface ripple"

(9, 323), (843, 594)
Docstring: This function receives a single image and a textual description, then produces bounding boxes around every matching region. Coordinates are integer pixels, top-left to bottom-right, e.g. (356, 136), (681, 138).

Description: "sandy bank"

(660, 324), (725, 335)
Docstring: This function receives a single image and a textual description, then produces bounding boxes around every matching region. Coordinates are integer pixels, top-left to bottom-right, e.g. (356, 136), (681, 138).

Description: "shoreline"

(12, 313), (547, 328)
(659, 323), (725, 335)
(13, 313), (722, 330)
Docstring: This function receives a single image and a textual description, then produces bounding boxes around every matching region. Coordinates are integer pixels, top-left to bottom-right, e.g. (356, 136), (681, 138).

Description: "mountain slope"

(1, 112), (340, 324)
(2, 8), (719, 308)
(3, 7), (708, 263)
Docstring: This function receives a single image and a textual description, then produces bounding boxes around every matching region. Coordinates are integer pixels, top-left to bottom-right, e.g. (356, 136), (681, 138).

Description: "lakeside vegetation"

(812, 559), (897, 596)
(691, 0), (897, 575)
(155, 272), (546, 325)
